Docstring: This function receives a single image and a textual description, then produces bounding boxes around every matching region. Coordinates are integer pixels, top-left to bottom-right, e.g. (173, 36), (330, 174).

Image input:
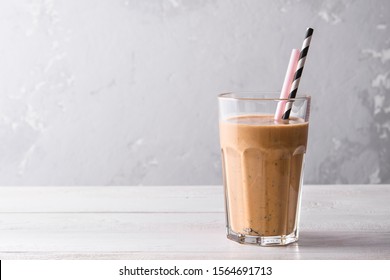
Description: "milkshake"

(218, 93), (310, 246)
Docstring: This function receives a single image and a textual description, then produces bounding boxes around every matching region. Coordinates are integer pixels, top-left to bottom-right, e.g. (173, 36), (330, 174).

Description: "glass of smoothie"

(218, 92), (310, 246)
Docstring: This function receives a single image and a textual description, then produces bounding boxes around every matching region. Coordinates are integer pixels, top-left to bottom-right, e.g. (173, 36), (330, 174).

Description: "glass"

(218, 92), (311, 246)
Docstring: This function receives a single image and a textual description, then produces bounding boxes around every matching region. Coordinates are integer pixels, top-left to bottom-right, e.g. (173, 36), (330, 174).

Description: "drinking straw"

(274, 49), (300, 121)
(282, 28), (314, 120)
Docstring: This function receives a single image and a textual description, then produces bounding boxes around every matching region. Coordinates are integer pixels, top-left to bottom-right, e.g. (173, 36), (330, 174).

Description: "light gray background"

(0, 0), (389, 186)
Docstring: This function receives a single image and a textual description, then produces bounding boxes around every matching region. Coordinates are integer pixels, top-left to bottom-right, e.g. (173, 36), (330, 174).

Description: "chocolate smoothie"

(220, 114), (308, 238)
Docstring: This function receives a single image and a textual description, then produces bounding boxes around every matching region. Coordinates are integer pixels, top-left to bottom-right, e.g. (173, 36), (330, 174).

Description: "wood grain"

(0, 185), (389, 259)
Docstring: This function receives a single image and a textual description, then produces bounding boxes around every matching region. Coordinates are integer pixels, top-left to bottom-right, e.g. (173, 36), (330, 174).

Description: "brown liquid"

(220, 115), (308, 237)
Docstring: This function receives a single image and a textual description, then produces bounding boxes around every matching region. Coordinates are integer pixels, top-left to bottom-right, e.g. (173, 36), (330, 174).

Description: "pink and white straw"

(274, 49), (300, 121)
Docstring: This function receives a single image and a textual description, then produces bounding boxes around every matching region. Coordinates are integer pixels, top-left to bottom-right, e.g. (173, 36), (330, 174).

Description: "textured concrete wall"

(0, 0), (389, 185)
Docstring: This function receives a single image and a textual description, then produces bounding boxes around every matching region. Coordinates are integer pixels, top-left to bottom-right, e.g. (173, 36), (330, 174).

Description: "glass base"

(227, 228), (298, 246)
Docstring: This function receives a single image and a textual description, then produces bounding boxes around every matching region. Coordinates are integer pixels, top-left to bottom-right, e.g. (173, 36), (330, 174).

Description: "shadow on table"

(299, 231), (390, 249)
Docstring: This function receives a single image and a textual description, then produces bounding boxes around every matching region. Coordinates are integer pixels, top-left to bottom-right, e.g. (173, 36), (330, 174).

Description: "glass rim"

(218, 91), (311, 101)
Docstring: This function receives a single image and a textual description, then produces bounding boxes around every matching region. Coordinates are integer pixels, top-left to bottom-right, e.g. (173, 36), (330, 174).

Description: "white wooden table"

(0, 185), (389, 260)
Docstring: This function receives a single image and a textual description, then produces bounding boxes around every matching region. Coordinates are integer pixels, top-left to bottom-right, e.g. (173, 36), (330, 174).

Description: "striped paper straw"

(282, 28), (314, 120)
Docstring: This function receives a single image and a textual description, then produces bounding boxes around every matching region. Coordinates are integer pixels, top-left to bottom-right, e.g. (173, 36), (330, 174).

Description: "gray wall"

(0, 0), (389, 185)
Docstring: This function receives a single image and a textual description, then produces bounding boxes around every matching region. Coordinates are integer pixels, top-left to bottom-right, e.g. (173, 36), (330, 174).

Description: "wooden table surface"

(0, 185), (389, 260)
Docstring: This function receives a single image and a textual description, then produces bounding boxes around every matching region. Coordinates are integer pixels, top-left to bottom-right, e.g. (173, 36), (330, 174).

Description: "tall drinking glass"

(218, 92), (310, 246)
